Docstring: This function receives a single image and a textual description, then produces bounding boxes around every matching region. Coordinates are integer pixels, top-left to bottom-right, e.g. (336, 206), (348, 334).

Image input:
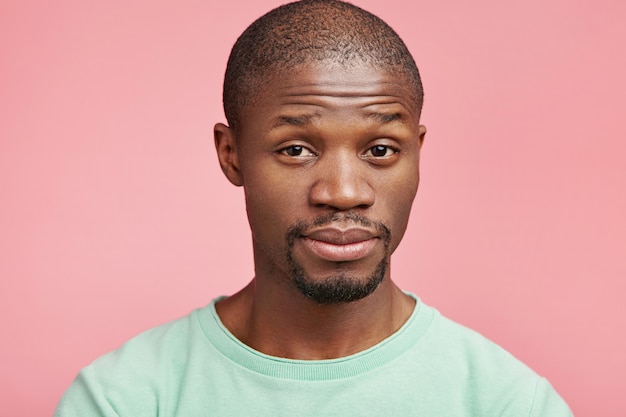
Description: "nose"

(308, 152), (375, 211)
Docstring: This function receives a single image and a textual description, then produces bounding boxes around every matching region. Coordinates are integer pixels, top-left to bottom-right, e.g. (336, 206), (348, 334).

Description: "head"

(215, 0), (426, 304)
(223, 0), (424, 133)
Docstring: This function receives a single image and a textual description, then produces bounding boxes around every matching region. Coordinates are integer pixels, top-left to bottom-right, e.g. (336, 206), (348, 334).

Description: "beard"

(285, 212), (391, 305)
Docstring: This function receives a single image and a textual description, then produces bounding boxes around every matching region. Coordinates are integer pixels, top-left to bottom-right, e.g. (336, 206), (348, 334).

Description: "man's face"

(216, 62), (425, 304)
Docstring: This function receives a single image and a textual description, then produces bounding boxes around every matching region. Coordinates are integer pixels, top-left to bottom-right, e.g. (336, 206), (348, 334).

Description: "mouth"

(301, 227), (379, 262)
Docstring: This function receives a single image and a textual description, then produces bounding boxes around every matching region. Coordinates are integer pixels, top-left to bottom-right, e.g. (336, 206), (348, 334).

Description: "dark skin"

(214, 62), (426, 360)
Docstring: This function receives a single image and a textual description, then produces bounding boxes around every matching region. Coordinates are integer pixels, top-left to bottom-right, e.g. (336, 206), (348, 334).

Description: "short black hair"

(223, 0), (424, 131)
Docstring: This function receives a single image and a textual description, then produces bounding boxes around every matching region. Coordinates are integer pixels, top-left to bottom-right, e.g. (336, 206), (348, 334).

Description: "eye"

(279, 144), (316, 157)
(364, 145), (398, 158)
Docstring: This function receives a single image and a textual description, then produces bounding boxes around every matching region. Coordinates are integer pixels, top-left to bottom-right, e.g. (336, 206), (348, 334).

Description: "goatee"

(285, 212), (391, 304)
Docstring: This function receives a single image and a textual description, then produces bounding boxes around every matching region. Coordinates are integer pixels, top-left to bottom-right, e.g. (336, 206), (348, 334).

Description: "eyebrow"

(272, 114), (319, 128)
(367, 112), (403, 124)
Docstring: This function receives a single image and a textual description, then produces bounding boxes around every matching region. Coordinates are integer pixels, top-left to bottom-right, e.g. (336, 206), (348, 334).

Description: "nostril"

(308, 177), (375, 211)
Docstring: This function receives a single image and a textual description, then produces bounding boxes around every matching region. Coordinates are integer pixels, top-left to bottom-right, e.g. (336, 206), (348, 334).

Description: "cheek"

(244, 186), (281, 242)
(382, 171), (419, 252)
(242, 167), (305, 243)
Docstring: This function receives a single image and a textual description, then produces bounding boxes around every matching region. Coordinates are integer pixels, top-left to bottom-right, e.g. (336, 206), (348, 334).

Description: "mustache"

(286, 212), (391, 248)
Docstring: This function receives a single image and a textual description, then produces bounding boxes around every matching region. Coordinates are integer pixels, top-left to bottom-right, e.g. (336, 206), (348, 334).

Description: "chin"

(289, 257), (388, 305)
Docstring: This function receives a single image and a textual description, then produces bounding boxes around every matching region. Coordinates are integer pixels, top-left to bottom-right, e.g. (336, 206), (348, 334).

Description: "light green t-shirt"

(55, 295), (572, 416)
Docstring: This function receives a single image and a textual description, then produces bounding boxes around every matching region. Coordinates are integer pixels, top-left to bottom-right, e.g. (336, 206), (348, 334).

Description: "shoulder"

(407, 302), (572, 416)
(93, 306), (201, 374)
(419, 304), (537, 376)
(54, 304), (213, 416)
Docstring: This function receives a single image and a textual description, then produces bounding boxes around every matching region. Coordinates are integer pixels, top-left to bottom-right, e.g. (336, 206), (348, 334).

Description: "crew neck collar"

(196, 293), (434, 381)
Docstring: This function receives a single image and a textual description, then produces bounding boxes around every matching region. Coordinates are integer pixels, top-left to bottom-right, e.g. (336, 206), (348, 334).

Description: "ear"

(214, 123), (243, 186)
(417, 124), (427, 149)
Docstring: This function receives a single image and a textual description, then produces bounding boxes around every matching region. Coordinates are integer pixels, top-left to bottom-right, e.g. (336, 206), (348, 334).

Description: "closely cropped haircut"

(223, 0), (424, 132)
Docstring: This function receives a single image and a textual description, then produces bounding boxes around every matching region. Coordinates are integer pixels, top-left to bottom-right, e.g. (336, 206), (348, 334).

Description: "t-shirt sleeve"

(53, 371), (119, 417)
(53, 359), (158, 417)
(529, 378), (573, 417)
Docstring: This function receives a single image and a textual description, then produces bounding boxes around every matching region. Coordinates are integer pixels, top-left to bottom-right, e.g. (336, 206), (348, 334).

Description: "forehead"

(243, 62), (420, 119)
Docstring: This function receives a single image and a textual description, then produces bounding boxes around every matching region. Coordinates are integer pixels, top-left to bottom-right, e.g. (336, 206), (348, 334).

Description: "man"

(55, 1), (572, 415)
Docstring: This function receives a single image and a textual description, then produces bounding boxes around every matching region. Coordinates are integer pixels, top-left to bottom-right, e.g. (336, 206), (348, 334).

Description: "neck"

(216, 275), (415, 360)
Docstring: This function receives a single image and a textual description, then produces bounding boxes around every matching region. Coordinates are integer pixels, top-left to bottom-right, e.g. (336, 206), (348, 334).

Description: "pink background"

(1, 0), (624, 415)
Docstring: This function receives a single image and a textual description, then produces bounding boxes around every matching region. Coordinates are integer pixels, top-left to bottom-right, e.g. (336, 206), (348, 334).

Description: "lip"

(301, 227), (378, 262)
